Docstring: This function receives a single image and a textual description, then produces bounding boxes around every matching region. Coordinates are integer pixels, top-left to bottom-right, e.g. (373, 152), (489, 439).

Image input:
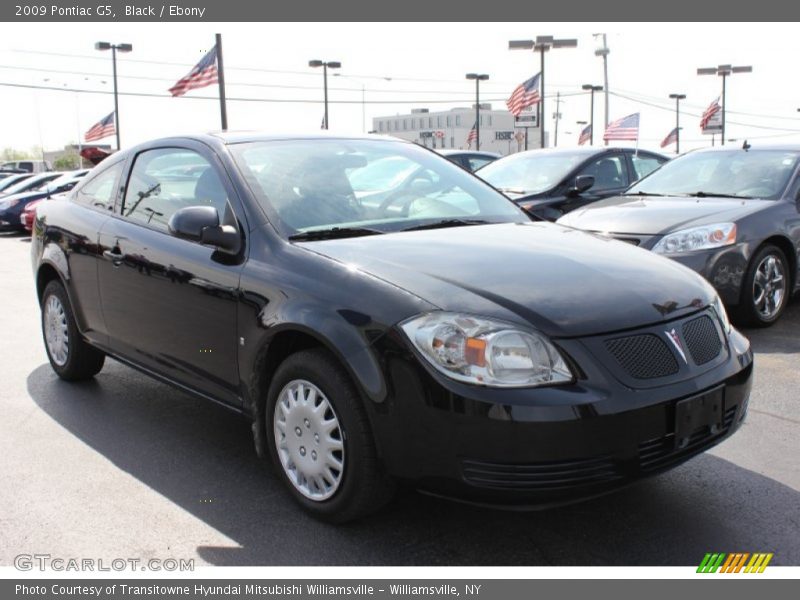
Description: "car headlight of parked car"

(652, 222), (737, 255)
(400, 312), (573, 387)
(711, 294), (732, 334)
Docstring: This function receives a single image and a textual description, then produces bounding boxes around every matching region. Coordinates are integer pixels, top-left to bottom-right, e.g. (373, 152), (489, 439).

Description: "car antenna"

(742, 140), (751, 151)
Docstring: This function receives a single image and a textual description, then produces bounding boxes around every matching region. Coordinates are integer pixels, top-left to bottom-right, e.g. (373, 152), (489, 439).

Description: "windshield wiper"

(624, 191), (666, 197)
(680, 191), (753, 199)
(401, 218), (491, 232)
(288, 226), (386, 241)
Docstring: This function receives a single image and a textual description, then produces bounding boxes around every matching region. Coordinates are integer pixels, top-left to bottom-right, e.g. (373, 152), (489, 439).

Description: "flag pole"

(215, 33), (228, 131)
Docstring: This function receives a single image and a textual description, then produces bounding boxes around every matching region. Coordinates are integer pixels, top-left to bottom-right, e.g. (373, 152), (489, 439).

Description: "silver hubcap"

(273, 379), (345, 501)
(753, 254), (786, 320)
(44, 295), (69, 366)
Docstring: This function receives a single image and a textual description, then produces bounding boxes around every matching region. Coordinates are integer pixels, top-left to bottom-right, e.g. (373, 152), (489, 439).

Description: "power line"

(0, 80), (525, 105)
(609, 91), (800, 133)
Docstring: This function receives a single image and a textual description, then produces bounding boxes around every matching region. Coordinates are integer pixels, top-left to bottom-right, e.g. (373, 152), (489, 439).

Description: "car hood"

(298, 222), (715, 338)
(558, 194), (769, 234)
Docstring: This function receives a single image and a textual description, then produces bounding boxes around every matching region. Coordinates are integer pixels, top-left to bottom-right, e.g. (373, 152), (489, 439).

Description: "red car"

(21, 198), (43, 232)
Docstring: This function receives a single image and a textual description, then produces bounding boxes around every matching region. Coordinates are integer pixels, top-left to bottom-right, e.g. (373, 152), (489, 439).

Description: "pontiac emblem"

(665, 328), (688, 364)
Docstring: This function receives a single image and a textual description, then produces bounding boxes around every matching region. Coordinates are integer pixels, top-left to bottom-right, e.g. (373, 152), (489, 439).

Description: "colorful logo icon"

(697, 553), (773, 573)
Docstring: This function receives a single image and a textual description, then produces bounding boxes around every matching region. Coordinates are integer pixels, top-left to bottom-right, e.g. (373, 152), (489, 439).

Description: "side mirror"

(569, 174), (595, 196)
(168, 206), (240, 253)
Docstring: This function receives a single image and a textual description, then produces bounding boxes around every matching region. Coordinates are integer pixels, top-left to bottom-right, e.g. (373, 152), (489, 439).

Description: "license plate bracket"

(674, 386), (724, 449)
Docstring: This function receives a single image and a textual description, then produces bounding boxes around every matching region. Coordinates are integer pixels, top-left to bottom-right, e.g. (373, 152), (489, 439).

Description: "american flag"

(603, 113), (640, 141)
(578, 123), (592, 146)
(506, 73), (541, 117)
(700, 97), (721, 130)
(661, 127), (679, 148)
(84, 111), (116, 142)
(466, 121), (477, 148)
(168, 46), (219, 97)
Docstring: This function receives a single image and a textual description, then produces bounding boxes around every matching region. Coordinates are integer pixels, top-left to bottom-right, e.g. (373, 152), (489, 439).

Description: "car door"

(97, 143), (246, 407)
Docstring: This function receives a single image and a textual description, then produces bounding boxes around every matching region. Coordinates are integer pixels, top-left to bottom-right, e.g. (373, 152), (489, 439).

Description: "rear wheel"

(265, 348), (395, 522)
(41, 280), (105, 380)
(735, 244), (790, 327)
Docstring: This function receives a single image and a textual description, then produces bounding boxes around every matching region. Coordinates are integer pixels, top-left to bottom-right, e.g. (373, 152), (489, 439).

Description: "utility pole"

(593, 33), (610, 142)
(552, 92), (564, 147)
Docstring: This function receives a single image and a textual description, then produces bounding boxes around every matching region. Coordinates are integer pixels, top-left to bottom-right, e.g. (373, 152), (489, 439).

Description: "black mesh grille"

(605, 334), (679, 379)
(461, 457), (623, 491)
(682, 316), (722, 365)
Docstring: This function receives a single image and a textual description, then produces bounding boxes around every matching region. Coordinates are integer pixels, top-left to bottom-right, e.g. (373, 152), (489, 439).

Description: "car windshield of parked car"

(1, 173), (57, 195)
(0, 174), (29, 192)
(476, 152), (587, 195)
(627, 149), (800, 200)
(231, 139), (527, 238)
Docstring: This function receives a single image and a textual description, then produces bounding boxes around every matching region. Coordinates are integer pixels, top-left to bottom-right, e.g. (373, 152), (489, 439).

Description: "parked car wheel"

(41, 280), (105, 380)
(265, 348), (395, 522)
(736, 244), (790, 327)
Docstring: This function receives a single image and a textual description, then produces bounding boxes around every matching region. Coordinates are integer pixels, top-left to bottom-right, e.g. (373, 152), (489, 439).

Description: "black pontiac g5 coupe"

(32, 133), (753, 522)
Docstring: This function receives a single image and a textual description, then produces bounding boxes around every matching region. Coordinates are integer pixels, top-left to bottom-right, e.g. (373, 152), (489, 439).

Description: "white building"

(372, 105), (543, 156)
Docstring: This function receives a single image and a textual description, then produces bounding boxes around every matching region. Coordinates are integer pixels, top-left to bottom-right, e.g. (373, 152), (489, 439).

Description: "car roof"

(684, 144), (800, 154)
(438, 150), (501, 158)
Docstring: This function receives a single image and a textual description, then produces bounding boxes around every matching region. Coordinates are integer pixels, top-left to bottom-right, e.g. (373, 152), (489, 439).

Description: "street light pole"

(593, 33), (610, 132)
(95, 41), (132, 150)
(309, 60), (341, 129)
(669, 93), (686, 154)
(509, 35), (577, 149)
(582, 84), (602, 145)
(697, 64), (752, 146)
(466, 73), (489, 150)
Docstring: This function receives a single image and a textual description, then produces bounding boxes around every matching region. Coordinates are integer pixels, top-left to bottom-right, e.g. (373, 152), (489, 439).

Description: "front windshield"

(476, 151), (587, 195)
(627, 149), (800, 199)
(230, 139), (527, 237)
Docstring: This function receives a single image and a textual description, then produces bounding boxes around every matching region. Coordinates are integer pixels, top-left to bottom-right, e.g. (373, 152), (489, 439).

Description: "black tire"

(265, 348), (395, 523)
(41, 280), (105, 381)
(734, 244), (790, 328)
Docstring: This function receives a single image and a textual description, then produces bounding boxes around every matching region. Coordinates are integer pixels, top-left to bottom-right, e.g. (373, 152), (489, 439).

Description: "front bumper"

(368, 312), (753, 507)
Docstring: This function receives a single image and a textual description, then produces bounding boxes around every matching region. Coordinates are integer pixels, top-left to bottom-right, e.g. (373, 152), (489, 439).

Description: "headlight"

(652, 222), (737, 255)
(400, 312), (573, 388)
(711, 295), (731, 334)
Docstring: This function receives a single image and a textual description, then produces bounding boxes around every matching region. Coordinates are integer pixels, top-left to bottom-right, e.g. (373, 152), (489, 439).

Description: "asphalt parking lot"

(1, 230), (798, 567)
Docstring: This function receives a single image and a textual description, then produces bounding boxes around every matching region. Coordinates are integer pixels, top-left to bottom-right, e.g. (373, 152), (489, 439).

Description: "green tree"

(1, 147), (31, 161)
(54, 153), (80, 170)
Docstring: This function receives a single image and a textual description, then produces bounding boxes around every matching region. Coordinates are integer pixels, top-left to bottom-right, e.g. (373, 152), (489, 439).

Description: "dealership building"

(372, 105), (543, 155)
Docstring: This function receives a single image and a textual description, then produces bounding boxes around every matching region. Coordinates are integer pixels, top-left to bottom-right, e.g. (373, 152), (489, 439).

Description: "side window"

(121, 148), (228, 233)
(580, 155), (627, 192)
(74, 161), (124, 210)
(468, 156), (494, 172)
(631, 154), (666, 181)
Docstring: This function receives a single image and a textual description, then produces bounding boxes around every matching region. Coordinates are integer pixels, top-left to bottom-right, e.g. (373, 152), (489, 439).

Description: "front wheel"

(41, 280), (105, 380)
(735, 244), (790, 327)
(265, 348), (395, 522)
